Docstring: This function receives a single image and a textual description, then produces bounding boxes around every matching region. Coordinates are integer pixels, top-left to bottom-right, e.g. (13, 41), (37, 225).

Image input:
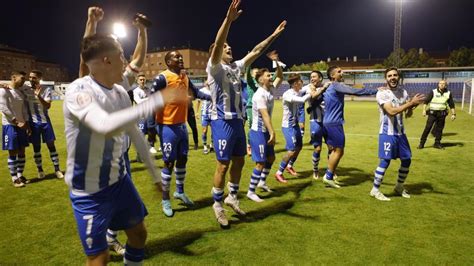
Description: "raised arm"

(210, 0), (242, 66)
(246, 66), (258, 92)
(79, 7), (104, 78)
(267, 50), (283, 88)
(241, 21), (287, 68)
(125, 14), (149, 85)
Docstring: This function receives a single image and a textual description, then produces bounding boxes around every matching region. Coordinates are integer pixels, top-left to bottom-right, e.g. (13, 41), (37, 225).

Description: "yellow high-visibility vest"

(430, 89), (450, 111)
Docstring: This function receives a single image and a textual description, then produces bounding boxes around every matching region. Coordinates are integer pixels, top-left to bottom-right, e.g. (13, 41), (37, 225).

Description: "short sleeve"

(256, 93), (267, 110)
(64, 83), (97, 121)
(282, 91), (292, 103)
(234, 59), (245, 73)
(376, 91), (391, 106)
(206, 59), (223, 76)
(151, 74), (167, 92)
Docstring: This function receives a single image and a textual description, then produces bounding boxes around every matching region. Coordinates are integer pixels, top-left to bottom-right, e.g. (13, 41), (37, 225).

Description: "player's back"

(63, 75), (131, 195)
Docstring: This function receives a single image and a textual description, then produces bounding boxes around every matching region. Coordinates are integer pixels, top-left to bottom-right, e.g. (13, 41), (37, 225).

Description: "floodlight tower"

(393, 0), (403, 67)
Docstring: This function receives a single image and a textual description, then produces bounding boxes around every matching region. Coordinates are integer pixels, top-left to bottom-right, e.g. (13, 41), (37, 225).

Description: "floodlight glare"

(113, 23), (127, 38)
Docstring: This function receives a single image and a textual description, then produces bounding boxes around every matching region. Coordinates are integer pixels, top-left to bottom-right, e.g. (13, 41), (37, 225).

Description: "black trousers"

(187, 106), (199, 146)
(420, 110), (447, 145)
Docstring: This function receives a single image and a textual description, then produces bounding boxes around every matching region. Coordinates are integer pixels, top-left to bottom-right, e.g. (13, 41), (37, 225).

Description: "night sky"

(1, 0), (473, 78)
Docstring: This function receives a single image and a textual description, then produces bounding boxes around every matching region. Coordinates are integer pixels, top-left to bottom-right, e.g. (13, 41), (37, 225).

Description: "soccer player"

(244, 67), (259, 156)
(305, 71), (330, 179)
(1, 71), (30, 187)
(246, 51), (283, 202)
(65, 33), (185, 266)
(274, 73), (317, 183)
(22, 70), (64, 179)
(207, 0), (286, 227)
(370, 67), (425, 201)
(152, 50), (211, 217)
(133, 74), (157, 162)
(196, 82), (212, 154)
(322, 66), (378, 188)
(79, 6), (149, 256)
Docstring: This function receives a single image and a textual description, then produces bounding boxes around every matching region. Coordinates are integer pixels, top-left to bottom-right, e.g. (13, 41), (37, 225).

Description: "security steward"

(418, 80), (456, 149)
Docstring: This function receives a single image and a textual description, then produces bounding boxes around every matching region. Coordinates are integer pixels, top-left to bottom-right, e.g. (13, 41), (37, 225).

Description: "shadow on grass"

(173, 197), (214, 213)
(442, 132), (457, 137)
(334, 166), (371, 187)
(441, 142), (464, 148)
(404, 182), (447, 195)
(128, 181), (315, 259)
(383, 182), (448, 197)
(27, 173), (60, 184)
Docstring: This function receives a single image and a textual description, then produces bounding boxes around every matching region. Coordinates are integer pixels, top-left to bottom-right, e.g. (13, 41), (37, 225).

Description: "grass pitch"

(1, 100), (473, 265)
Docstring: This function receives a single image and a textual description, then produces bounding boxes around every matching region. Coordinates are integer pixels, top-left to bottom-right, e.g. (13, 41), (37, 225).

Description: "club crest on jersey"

(76, 92), (92, 107)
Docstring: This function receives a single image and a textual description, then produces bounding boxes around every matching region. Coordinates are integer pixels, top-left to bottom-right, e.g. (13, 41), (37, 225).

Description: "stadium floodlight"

(393, 0), (403, 67)
(113, 22), (127, 39)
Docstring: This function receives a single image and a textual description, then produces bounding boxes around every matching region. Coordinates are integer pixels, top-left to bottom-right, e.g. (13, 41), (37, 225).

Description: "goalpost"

(461, 78), (473, 115)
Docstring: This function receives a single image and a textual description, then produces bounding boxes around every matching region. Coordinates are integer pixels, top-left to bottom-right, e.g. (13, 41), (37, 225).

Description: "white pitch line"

(345, 133), (474, 143)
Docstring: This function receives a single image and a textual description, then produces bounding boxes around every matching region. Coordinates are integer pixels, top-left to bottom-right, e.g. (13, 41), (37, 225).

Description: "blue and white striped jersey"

(281, 88), (310, 128)
(251, 87), (274, 132)
(376, 87), (408, 136)
(303, 85), (325, 123)
(206, 59), (245, 120)
(23, 86), (51, 124)
(199, 86), (212, 120)
(63, 76), (131, 195)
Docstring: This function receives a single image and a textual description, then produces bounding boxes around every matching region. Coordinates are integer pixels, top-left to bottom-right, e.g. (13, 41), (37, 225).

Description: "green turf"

(1, 100), (473, 265)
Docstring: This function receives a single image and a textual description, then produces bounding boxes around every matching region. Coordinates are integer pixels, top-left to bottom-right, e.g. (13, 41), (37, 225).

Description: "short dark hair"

(311, 70), (323, 80)
(81, 34), (120, 63)
(164, 51), (178, 66)
(11, 71), (26, 76)
(327, 66), (339, 81)
(384, 67), (400, 78)
(288, 73), (302, 87)
(255, 68), (269, 83)
(30, 69), (43, 78)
